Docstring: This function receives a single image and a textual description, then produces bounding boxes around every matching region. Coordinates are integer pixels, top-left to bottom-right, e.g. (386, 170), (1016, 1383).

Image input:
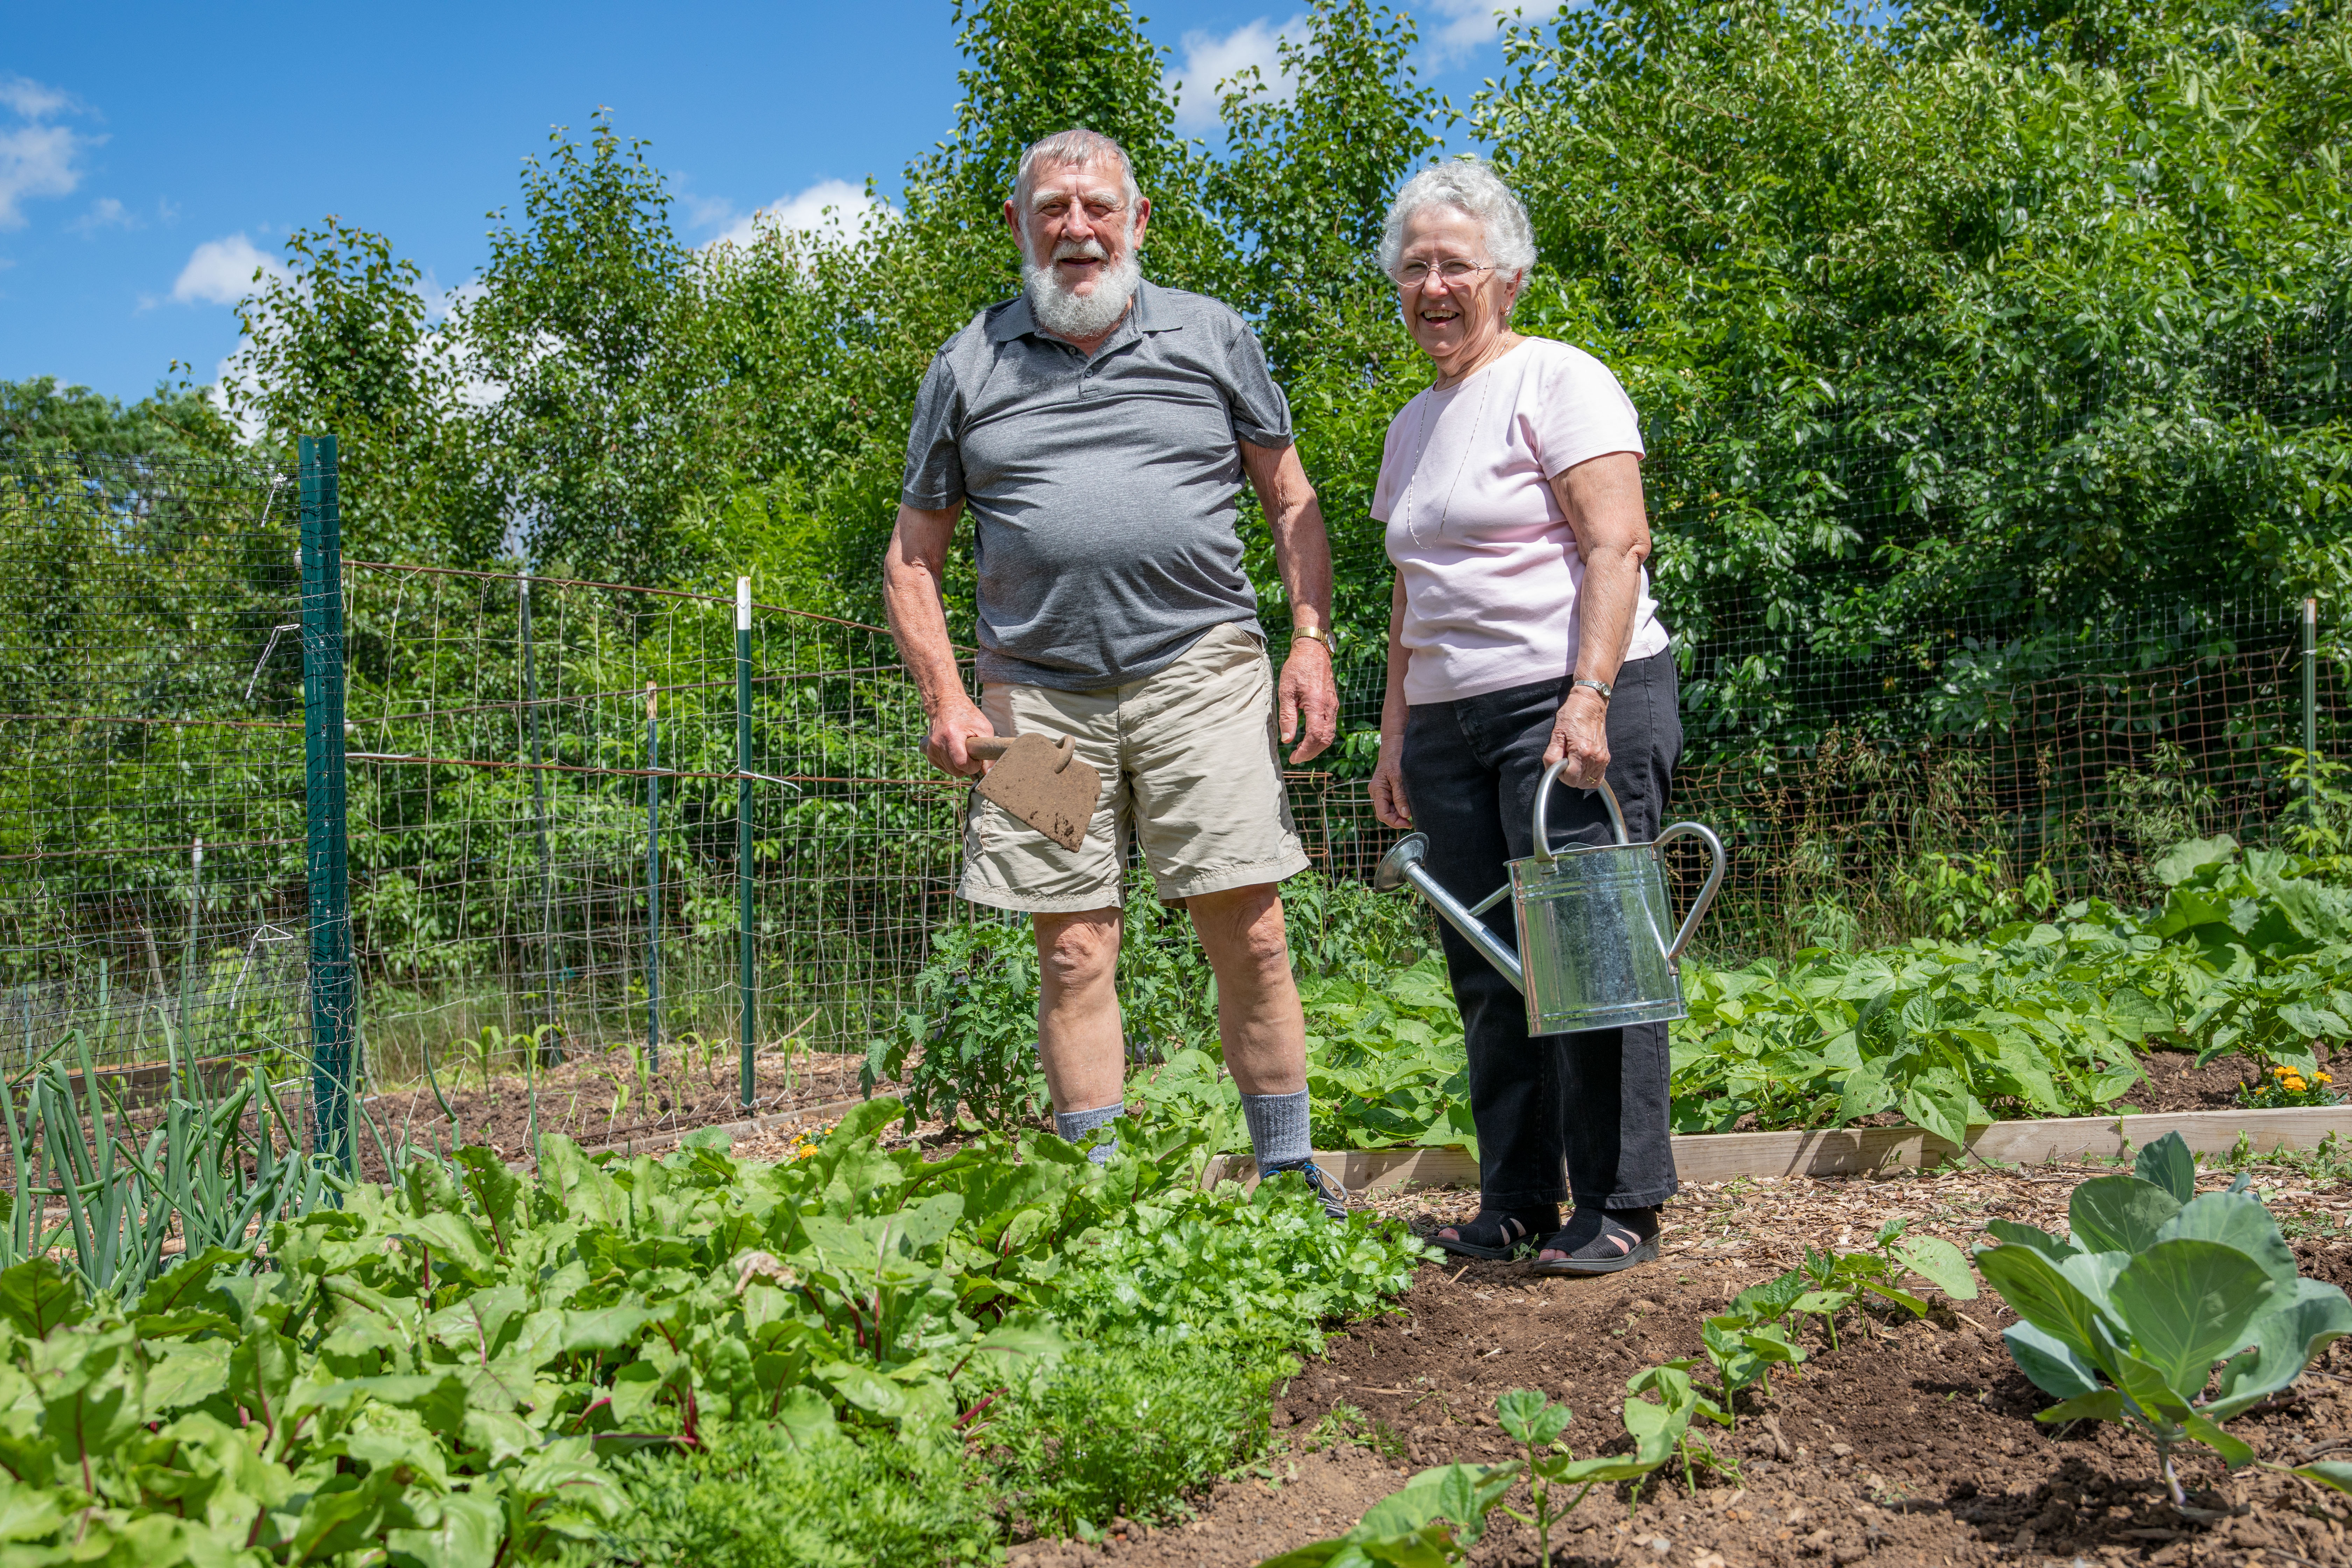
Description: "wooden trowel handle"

(965, 734), (1078, 771)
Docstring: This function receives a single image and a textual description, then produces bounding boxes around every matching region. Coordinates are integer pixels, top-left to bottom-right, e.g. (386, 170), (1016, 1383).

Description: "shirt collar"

(985, 278), (1182, 345)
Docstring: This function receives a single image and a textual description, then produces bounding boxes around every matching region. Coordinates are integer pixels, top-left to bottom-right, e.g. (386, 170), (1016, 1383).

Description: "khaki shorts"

(960, 622), (1312, 912)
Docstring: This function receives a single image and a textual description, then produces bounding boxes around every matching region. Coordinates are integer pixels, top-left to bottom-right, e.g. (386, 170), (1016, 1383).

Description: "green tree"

(0, 377), (236, 461)
(224, 216), (486, 562)
(466, 113), (696, 582)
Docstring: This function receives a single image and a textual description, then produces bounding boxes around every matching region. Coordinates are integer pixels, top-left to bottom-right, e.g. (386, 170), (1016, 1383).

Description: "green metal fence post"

(736, 578), (754, 1107)
(521, 573), (560, 1065)
(299, 435), (355, 1174)
(645, 679), (661, 1074)
(2305, 597), (2318, 817)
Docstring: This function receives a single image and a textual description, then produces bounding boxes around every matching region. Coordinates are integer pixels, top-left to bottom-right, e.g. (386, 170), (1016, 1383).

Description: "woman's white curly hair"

(1377, 159), (1537, 286)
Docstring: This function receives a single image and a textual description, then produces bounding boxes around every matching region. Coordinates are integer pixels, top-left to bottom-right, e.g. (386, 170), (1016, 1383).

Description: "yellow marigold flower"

(2273, 1065), (2291, 1077)
(2283, 1076), (2307, 1092)
(2319, 1072), (2335, 1083)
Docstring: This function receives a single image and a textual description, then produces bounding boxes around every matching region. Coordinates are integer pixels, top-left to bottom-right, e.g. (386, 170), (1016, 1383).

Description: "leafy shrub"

(584, 1416), (1000, 1568)
(861, 913), (1045, 1129)
(1974, 1132), (2352, 1505)
(988, 1331), (1293, 1537)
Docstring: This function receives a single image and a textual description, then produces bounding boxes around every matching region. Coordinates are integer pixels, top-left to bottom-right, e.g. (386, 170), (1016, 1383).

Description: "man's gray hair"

(1013, 128), (1142, 214)
(1378, 159), (1538, 283)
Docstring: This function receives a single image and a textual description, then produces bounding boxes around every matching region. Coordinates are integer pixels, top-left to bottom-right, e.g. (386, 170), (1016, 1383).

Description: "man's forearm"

(1270, 496), (1335, 635)
(884, 571), (968, 717)
(881, 504), (976, 720)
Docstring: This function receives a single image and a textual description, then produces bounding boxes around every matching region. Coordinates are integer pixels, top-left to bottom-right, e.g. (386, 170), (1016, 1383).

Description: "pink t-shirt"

(1372, 337), (1668, 705)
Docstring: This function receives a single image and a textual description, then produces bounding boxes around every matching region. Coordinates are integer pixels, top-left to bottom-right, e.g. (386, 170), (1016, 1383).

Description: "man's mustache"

(1051, 238), (1110, 261)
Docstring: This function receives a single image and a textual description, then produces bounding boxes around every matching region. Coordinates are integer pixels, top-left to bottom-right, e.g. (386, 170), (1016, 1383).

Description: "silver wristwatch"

(1572, 677), (1614, 704)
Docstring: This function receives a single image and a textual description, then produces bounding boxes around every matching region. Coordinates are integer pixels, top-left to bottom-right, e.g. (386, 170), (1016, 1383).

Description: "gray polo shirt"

(901, 279), (1294, 691)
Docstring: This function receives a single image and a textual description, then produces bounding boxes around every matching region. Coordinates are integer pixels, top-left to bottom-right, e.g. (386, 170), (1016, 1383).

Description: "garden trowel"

(966, 733), (1101, 852)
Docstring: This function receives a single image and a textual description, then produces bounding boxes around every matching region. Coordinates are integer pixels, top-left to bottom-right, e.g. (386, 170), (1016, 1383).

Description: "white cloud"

(1164, 15), (1308, 133)
(0, 117), (88, 230)
(1421, 0), (1507, 65)
(700, 178), (882, 251)
(68, 195), (136, 234)
(170, 233), (287, 306)
(0, 76), (75, 121)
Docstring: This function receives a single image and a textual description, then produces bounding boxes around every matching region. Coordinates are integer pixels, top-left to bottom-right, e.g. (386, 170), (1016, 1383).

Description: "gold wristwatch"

(1293, 626), (1332, 648)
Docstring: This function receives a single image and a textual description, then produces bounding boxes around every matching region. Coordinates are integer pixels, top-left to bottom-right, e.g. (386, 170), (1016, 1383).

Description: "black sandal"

(1527, 1208), (1661, 1276)
(1428, 1206), (1559, 1261)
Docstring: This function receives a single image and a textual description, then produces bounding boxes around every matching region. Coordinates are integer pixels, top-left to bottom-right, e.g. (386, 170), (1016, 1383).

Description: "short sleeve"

(900, 352), (966, 509)
(1368, 401), (1416, 524)
(1529, 344), (1645, 479)
(1220, 317), (1294, 448)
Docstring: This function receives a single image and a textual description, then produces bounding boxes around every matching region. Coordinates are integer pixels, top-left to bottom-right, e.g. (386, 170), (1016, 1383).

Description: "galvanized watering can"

(1374, 759), (1728, 1036)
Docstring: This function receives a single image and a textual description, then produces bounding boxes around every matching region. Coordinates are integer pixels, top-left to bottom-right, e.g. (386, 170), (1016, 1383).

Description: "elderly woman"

(1367, 161), (1681, 1276)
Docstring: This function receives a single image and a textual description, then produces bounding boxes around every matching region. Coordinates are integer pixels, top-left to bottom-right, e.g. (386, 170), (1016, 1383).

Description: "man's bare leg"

(1034, 908), (1126, 1149)
(1185, 883), (1306, 1095)
(1189, 884), (1341, 1213)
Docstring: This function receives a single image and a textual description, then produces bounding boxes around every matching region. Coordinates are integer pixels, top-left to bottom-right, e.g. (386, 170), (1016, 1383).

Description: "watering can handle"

(1653, 821), (1729, 965)
(1530, 758), (1630, 862)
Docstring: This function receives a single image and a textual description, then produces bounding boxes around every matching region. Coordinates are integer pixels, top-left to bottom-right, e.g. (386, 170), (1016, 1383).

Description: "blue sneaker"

(1265, 1157), (1348, 1220)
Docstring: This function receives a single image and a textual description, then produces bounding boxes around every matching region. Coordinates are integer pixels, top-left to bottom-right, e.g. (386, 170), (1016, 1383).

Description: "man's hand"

(925, 695), (997, 778)
(1278, 637), (1338, 764)
(1369, 736), (1412, 828)
(1542, 687), (1611, 788)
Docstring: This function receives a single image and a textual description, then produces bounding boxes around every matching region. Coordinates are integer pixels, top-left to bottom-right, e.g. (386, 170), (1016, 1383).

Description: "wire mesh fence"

(0, 450), (314, 1125)
(4, 393), (2347, 1134)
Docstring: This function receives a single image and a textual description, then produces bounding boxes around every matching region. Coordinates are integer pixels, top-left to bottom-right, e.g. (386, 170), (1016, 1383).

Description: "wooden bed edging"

(1196, 1105), (2352, 1193)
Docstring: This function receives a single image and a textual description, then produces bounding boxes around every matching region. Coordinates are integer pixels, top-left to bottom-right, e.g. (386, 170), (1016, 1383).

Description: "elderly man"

(882, 127), (1344, 1213)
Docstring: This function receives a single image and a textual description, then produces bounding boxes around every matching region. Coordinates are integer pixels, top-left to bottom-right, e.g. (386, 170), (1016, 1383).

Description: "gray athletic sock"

(1055, 1101), (1125, 1166)
(1244, 1089), (1313, 1174)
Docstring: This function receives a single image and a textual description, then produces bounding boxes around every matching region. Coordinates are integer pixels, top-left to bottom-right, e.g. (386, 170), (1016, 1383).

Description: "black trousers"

(1400, 650), (1684, 1212)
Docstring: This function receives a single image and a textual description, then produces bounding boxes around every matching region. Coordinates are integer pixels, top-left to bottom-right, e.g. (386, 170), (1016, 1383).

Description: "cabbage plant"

(1974, 1133), (2352, 1505)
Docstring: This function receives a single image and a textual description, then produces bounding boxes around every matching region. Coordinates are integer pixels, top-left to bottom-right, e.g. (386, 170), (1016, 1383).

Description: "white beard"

(1023, 237), (1141, 342)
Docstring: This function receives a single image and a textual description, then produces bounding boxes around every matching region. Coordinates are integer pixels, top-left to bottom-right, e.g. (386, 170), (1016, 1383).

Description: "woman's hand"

(1542, 687), (1610, 788)
(1370, 735), (1413, 828)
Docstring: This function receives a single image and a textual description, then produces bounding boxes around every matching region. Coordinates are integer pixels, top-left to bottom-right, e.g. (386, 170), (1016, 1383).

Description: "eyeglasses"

(1394, 259), (1494, 290)
(1032, 196), (1130, 225)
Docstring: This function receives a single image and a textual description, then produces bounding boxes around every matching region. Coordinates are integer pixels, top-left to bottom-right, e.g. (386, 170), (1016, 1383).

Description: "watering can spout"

(1373, 834), (1525, 994)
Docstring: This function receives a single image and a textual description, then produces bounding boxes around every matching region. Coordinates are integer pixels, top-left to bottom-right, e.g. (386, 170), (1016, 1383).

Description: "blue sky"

(2, 0), (1521, 405)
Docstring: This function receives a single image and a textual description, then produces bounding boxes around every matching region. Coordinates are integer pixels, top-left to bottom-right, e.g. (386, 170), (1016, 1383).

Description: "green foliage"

(578, 1418), (1001, 1568)
(1674, 834), (2352, 1135)
(1, 1030), (335, 1299)
(1480, 0), (2352, 737)
(1257, 1462), (1513, 1568)
(987, 1332), (1294, 1538)
(1260, 1383), (1679, 1568)
(862, 915), (1045, 1130)
(0, 1097), (1429, 1566)
(0, 377), (236, 460)
(1975, 1132), (2352, 1505)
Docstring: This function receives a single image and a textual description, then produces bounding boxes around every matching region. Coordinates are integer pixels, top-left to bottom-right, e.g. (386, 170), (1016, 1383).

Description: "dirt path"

(1014, 1162), (2352, 1568)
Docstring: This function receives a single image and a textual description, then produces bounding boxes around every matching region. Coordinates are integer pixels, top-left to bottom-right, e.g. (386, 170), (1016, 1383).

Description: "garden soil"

(1011, 1162), (2352, 1568)
(351, 1047), (889, 1178)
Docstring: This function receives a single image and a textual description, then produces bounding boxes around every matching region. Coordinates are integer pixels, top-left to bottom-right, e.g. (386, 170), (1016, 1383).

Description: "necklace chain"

(1402, 370), (1494, 548)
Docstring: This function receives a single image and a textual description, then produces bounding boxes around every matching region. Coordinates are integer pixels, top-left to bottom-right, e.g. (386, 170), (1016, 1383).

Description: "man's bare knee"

(1035, 908), (1121, 992)
(1189, 885), (1292, 980)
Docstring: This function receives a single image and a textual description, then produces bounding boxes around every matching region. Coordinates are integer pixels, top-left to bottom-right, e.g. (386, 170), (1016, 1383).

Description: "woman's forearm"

(1380, 573), (1411, 738)
(1571, 543), (1641, 688)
